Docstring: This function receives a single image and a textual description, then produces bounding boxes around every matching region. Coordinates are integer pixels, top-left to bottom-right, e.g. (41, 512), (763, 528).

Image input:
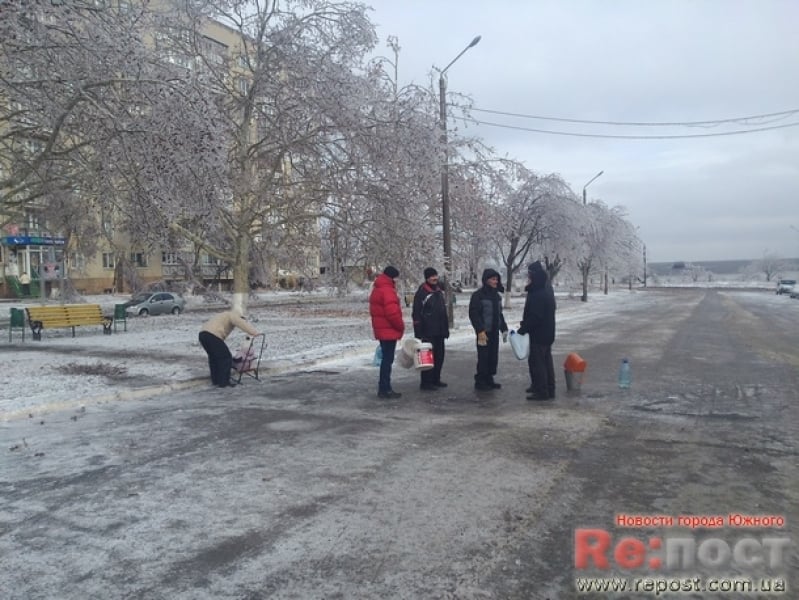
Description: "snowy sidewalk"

(1, 292), (490, 419)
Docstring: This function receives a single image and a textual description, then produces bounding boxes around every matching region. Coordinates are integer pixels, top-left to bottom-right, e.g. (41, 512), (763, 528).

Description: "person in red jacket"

(369, 265), (405, 398)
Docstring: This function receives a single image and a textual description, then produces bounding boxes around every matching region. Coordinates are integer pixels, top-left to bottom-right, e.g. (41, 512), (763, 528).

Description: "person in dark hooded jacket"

(412, 267), (449, 390)
(518, 261), (556, 400)
(468, 268), (509, 390)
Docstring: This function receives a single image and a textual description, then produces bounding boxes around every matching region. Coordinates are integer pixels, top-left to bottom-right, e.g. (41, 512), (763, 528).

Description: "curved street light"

(582, 170), (604, 205)
(439, 35), (481, 326)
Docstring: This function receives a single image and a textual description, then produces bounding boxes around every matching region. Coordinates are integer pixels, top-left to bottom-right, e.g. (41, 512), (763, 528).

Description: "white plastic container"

(414, 342), (434, 370)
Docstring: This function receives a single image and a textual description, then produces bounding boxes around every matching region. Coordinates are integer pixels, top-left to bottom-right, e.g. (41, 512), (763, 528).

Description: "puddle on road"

(629, 383), (768, 420)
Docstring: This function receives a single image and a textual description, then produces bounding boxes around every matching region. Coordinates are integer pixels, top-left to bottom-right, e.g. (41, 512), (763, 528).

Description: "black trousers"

(528, 342), (555, 398)
(475, 330), (500, 384)
(420, 336), (446, 385)
(199, 331), (232, 387)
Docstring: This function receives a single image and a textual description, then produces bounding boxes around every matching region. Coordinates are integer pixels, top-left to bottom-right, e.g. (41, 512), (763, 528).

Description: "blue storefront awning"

(3, 235), (66, 246)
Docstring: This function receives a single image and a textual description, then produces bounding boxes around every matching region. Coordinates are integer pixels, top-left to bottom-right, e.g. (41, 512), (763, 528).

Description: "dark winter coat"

(518, 266), (556, 345)
(412, 282), (449, 340)
(468, 268), (509, 334)
(369, 273), (405, 341)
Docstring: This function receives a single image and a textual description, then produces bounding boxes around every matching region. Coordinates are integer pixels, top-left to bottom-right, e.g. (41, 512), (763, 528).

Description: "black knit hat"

(383, 265), (399, 278)
(423, 267), (438, 280)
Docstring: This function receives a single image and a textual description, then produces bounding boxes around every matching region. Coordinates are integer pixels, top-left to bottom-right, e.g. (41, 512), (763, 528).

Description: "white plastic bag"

(232, 344), (256, 372)
(509, 330), (530, 360)
(397, 337), (420, 369)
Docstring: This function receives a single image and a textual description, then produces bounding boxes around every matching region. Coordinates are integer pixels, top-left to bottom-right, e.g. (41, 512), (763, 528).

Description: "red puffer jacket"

(369, 273), (405, 341)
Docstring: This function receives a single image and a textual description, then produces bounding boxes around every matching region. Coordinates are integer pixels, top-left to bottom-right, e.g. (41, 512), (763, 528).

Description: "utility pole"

(438, 35), (481, 327)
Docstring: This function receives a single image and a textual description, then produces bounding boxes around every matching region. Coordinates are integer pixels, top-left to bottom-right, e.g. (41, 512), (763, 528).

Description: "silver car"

(776, 279), (796, 295)
(124, 292), (186, 316)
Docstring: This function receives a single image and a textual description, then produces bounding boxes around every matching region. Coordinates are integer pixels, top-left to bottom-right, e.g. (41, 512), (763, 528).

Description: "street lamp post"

(582, 170), (604, 205)
(439, 35), (480, 326)
(581, 170), (605, 293)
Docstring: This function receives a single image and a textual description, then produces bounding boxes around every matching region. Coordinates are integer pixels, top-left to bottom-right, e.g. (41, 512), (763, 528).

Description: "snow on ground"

(0, 283), (790, 420)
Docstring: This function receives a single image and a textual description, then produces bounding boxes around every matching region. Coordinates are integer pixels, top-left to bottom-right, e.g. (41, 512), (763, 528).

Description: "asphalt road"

(1, 288), (797, 599)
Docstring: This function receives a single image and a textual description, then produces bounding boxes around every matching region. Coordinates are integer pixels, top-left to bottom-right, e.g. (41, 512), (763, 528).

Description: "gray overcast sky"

(363, 0), (799, 263)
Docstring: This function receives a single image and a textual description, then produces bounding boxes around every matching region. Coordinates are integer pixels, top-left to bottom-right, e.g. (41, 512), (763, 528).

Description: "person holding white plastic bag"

(518, 261), (556, 401)
(412, 267), (449, 391)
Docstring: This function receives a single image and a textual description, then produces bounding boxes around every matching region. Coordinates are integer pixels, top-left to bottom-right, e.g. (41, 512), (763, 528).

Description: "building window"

(101, 213), (114, 236)
(162, 252), (179, 265)
(68, 252), (86, 271)
(238, 77), (249, 95)
(130, 252), (148, 268)
(201, 36), (227, 65)
(25, 211), (42, 231)
(102, 253), (115, 269)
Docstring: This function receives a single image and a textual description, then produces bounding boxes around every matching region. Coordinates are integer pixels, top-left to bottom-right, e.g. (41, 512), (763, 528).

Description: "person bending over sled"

(199, 308), (260, 388)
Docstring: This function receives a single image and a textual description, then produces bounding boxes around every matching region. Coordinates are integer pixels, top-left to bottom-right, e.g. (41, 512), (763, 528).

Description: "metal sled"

(232, 334), (267, 384)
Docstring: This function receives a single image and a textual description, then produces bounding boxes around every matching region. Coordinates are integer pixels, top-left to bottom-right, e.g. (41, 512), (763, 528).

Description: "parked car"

(775, 279), (796, 295)
(122, 291), (186, 316)
(790, 288), (799, 299)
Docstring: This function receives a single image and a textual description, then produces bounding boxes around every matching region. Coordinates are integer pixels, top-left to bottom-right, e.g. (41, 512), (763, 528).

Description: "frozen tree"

(0, 1), (230, 295)
(573, 201), (615, 301)
(536, 194), (584, 285)
(569, 200), (641, 300)
(486, 161), (571, 306)
(325, 36), (443, 289)
(742, 252), (789, 282)
(155, 2), (468, 303)
(614, 220), (644, 289)
(449, 161), (498, 288)
(0, 2), (182, 243)
(601, 208), (642, 292)
(115, 0), (384, 309)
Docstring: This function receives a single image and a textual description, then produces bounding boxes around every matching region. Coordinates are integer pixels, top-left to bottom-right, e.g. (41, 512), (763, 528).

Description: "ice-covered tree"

(742, 252), (789, 282)
(325, 36), (443, 289)
(0, 2), (197, 252)
(487, 162), (571, 305)
(573, 201), (614, 301)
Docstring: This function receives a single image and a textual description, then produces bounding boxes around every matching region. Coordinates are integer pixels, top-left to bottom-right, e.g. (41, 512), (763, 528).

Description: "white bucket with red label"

(414, 342), (434, 371)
